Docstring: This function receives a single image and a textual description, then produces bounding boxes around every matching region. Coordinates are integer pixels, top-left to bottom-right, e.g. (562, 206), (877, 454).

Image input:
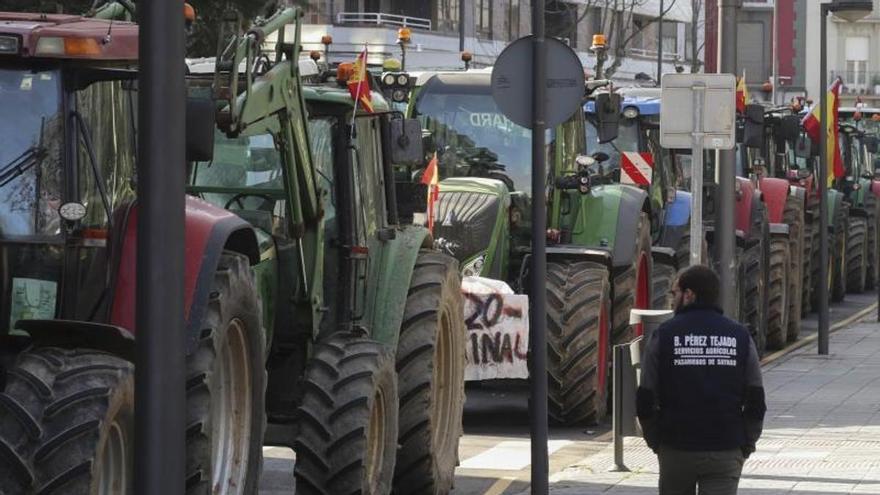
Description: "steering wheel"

(223, 193), (276, 211)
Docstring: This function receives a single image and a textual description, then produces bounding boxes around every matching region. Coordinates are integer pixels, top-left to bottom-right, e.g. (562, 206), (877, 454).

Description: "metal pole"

(771, 0), (779, 105)
(530, 0), (549, 493)
(819, 4), (830, 355)
(459, 0), (466, 52)
(136, 0), (187, 493)
(609, 345), (629, 472)
(691, 83), (706, 266)
(657, 0), (665, 82)
(716, 0), (738, 315)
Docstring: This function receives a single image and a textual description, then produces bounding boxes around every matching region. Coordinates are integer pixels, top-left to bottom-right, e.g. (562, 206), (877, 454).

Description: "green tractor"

(0, 7), (466, 495)
(408, 72), (652, 426)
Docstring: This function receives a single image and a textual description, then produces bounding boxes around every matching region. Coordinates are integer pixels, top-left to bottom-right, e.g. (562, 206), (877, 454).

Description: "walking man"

(637, 265), (766, 494)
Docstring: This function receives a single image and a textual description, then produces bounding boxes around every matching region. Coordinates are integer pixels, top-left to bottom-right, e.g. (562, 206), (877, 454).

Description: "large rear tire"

(766, 237), (790, 350)
(831, 207), (848, 303)
(186, 252), (266, 495)
(612, 213), (652, 346)
(651, 261), (676, 311)
(739, 242), (767, 356)
(864, 192), (878, 290)
(294, 337), (398, 495)
(0, 348), (133, 495)
(393, 251), (465, 495)
(547, 261), (611, 426)
(846, 216), (867, 293)
(783, 195), (804, 341)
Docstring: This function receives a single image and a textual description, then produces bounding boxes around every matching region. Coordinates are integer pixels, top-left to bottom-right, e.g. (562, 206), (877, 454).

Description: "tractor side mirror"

(594, 92), (621, 144)
(186, 97), (216, 162)
(385, 117), (423, 164)
(742, 104), (764, 148)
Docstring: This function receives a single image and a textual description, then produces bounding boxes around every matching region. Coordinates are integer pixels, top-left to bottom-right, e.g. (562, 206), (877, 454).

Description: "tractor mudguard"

(769, 224), (790, 236)
(366, 225), (430, 349)
(735, 178), (759, 238)
(827, 189), (846, 231)
(110, 196), (260, 355)
(658, 190), (691, 251)
(14, 320), (135, 362)
(546, 245), (613, 271)
(759, 177), (791, 224)
(872, 179), (880, 198)
(849, 207), (869, 218)
(570, 184), (648, 268)
(651, 246), (677, 268)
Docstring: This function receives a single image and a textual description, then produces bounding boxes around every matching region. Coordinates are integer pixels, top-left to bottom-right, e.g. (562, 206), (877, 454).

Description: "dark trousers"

(657, 447), (745, 495)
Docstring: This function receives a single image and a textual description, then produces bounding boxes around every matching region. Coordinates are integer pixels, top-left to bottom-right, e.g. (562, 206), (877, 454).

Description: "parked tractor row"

(0, 6), (467, 495)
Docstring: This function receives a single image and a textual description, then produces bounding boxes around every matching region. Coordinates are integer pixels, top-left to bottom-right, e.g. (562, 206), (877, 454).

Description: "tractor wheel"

(651, 261), (676, 311)
(294, 337), (398, 495)
(739, 242), (767, 356)
(766, 237), (790, 350)
(612, 213), (652, 346)
(865, 192), (878, 290)
(186, 251), (266, 495)
(846, 216), (868, 293)
(547, 261), (611, 426)
(675, 233), (691, 269)
(0, 348), (133, 495)
(393, 251), (465, 495)
(805, 214), (818, 315)
(783, 195), (804, 342)
(831, 207), (849, 302)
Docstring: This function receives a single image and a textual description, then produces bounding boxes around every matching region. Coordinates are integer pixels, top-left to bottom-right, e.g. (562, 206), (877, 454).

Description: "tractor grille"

(434, 191), (501, 263)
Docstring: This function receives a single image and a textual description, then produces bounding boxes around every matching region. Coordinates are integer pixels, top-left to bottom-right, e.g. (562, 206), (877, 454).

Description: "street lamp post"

(819, 0), (873, 355)
(657, 0), (665, 82)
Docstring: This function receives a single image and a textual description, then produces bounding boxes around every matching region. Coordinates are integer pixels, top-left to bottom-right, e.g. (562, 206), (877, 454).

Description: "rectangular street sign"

(659, 74), (737, 150)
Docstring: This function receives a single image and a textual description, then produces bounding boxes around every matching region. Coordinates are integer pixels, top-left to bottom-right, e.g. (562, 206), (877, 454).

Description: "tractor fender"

(367, 225), (431, 349)
(570, 184), (648, 268)
(651, 246), (677, 268)
(658, 190), (691, 251)
(849, 207), (868, 218)
(872, 179), (880, 198)
(546, 245), (614, 272)
(735, 177), (758, 238)
(110, 196), (260, 355)
(759, 177), (791, 224)
(13, 320), (135, 363)
(826, 189), (846, 230)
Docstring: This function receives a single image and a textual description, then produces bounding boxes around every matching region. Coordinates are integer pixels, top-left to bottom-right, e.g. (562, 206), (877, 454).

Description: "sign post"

(491, 10), (584, 492)
(660, 74), (737, 266)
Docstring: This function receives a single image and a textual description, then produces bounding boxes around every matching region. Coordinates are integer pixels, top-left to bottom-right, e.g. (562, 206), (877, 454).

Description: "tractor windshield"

(412, 88), (532, 193)
(0, 68), (63, 237)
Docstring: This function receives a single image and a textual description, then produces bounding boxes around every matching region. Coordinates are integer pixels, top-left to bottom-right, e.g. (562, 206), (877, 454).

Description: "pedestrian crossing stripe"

(621, 152), (654, 186)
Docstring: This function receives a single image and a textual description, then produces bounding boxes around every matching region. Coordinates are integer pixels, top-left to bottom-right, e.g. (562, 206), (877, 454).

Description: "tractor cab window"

(0, 68), (64, 238)
(189, 131), (285, 235)
(585, 117), (640, 172)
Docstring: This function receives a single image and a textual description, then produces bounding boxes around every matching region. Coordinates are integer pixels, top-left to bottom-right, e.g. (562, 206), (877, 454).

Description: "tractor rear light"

(36, 37), (101, 57)
(0, 35), (19, 54)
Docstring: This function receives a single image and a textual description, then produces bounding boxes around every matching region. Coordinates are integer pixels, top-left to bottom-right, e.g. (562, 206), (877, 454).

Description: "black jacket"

(636, 304), (766, 455)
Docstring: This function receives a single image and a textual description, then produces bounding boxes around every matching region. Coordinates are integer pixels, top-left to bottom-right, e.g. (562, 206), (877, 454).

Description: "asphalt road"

(259, 293), (880, 494)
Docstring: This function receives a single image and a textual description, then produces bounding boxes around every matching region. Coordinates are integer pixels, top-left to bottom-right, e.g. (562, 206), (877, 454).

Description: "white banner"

(462, 277), (530, 381)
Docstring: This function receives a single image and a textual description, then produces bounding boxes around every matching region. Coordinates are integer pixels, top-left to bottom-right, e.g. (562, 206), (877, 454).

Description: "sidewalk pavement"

(540, 318), (880, 494)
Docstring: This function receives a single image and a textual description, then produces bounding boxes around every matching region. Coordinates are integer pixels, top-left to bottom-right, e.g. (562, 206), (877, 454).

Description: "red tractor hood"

(0, 12), (138, 60)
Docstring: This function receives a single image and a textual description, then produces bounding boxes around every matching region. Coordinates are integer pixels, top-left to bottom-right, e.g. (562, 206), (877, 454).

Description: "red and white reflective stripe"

(621, 152), (654, 186)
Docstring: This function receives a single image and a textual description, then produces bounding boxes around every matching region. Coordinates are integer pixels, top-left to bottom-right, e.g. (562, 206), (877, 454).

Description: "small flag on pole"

(348, 45), (374, 113)
(736, 70), (749, 113)
(801, 78), (844, 187)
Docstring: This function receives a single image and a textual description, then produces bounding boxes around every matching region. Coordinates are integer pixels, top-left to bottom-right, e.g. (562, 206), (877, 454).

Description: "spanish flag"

(801, 78), (844, 187)
(348, 46), (374, 113)
(736, 71), (749, 113)
(421, 152), (440, 234)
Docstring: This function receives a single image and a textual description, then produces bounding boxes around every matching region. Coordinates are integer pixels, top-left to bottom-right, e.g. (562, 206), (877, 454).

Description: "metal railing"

(830, 70), (880, 96)
(335, 12), (432, 30)
(628, 47), (681, 62)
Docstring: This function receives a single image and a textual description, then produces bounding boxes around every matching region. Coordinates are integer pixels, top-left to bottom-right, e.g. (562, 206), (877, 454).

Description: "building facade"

(298, 0), (703, 83)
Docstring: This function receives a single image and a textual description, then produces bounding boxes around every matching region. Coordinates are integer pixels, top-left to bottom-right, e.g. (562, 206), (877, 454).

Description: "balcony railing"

(335, 12), (432, 30)
(830, 70), (880, 96)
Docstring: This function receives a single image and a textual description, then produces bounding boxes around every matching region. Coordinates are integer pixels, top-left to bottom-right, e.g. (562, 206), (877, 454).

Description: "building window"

(661, 21), (677, 56)
(435, 0), (459, 32)
(508, 0), (520, 40)
(477, 0), (492, 39)
(845, 36), (869, 90)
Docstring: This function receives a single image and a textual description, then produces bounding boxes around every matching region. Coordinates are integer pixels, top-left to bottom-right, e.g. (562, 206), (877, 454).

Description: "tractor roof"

(0, 12), (137, 60)
(584, 94), (661, 116)
(417, 72), (493, 95)
(302, 84), (391, 113)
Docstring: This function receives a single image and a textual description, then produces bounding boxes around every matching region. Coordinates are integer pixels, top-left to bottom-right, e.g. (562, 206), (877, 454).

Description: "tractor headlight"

(622, 106), (639, 119)
(461, 254), (486, 277)
(382, 73), (396, 86)
(397, 74), (409, 86)
(0, 35), (19, 54)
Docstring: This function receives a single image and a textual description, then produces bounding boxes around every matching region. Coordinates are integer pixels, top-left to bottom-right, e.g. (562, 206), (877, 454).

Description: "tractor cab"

(0, 13), (139, 337)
